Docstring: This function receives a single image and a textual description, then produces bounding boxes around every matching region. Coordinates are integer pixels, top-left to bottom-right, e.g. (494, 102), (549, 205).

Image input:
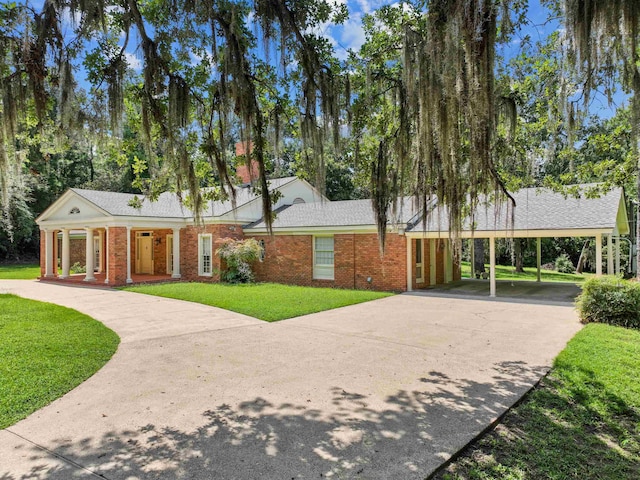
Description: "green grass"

(123, 282), (393, 322)
(0, 263), (41, 280)
(0, 294), (119, 429)
(436, 323), (640, 480)
(461, 261), (593, 283)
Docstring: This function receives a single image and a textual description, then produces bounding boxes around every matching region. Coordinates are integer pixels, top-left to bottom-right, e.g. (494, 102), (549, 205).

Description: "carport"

(405, 185), (630, 297)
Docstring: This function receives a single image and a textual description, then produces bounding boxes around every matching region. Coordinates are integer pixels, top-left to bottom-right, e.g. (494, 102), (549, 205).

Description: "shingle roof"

(407, 185), (626, 233)
(71, 177), (297, 219)
(245, 197), (420, 229)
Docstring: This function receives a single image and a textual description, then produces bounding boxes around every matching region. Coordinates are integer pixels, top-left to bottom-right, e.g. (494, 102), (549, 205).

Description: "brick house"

(36, 171), (628, 293)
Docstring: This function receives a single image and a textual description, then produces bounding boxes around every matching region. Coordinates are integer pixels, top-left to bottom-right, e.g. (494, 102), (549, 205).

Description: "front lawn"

(435, 323), (640, 479)
(0, 295), (119, 429)
(0, 263), (41, 280)
(123, 282), (393, 322)
(461, 260), (592, 283)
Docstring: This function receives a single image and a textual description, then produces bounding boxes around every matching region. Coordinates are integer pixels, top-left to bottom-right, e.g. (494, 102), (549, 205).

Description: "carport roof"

(407, 185), (629, 236)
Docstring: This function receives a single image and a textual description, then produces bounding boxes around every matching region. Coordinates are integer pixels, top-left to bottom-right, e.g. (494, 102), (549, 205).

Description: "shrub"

(70, 262), (86, 274)
(555, 254), (575, 273)
(215, 238), (263, 283)
(576, 276), (640, 329)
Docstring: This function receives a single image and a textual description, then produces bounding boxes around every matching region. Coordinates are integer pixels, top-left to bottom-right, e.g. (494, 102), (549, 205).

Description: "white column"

(429, 239), (436, 285)
(60, 229), (70, 278)
(470, 239), (475, 279)
(97, 229), (104, 273)
(536, 237), (541, 282)
(126, 226), (133, 283)
(489, 237), (496, 298)
(444, 240), (453, 283)
(44, 229), (54, 277)
(84, 228), (95, 281)
(616, 236), (621, 275)
(406, 237), (413, 292)
(607, 234), (614, 275)
(172, 227), (181, 279)
(595, 233), (603, 276)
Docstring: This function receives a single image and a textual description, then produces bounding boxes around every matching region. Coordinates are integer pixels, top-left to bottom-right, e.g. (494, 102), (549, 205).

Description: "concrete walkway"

(0, 281), (581, 480)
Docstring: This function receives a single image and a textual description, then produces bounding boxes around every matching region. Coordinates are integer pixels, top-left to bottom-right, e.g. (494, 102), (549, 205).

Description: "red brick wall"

(106, 227), (128, 285)
(152, 229), (173, 275)
(180, 224), (244, 282)
(249, 232), (408, 292)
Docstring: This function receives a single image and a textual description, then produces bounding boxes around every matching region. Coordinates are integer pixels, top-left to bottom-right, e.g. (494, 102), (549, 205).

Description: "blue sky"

(23, 0), (627, 118)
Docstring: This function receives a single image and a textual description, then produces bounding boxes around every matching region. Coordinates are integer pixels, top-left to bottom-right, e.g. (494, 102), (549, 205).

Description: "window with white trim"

(198, 234), (213, 276)
(313, 236), (334, 280)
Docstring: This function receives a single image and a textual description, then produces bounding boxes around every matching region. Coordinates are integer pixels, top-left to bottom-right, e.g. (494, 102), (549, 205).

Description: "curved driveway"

(0, 280), (580, 479)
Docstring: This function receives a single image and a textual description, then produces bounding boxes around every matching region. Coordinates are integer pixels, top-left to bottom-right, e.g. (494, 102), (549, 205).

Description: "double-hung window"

(198, 234), (213, 276)
(313, 236), (334, 280)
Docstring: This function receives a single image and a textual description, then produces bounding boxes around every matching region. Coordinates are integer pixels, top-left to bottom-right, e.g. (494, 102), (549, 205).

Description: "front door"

(136, 233), (154, 274)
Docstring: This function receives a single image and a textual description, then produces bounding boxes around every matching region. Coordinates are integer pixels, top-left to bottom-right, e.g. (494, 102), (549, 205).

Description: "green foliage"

(215, 238), (263, 284)
(123, 282), (392, 322)
(70, 262), (86, 274)
(577, 276), (640, 329)
(554, 253), (575, 273)
(0, 294), (119, 429)
(437, 323), (640, 479)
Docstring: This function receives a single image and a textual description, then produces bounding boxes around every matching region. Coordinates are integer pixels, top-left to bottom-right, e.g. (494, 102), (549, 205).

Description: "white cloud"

(124, 52), (143, 71)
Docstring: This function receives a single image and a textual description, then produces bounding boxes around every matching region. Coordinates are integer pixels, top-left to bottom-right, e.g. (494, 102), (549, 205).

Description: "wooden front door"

(136, 234), (153, 274)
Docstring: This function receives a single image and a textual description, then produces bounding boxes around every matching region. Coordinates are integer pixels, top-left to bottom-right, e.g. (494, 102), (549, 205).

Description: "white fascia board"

(38, 216), (188, 230)
(406, 228), (615, 239)
(246, 225), (382, 235)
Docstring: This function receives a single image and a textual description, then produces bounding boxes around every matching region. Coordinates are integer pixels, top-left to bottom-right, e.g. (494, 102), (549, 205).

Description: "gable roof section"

(245, 197), (420, 230)
(37, 177), (301, 223)
(407, 185), (628, 234)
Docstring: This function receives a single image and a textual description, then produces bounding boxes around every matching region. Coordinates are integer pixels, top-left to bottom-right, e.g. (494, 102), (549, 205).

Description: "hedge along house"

(36, 174), (628, 294)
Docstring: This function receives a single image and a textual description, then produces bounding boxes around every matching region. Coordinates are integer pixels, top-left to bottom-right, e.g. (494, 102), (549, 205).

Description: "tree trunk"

(637, 149), (640, 279)
(473, 238), (485, 274)
(576, 239), (590, 274)
(514, 238), (524, 273)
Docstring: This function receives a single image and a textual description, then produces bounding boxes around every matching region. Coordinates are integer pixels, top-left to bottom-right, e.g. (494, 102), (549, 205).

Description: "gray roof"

(408, 185), (626, 233)
(71, 177), (297, 219)
(245, 197), (420, 229)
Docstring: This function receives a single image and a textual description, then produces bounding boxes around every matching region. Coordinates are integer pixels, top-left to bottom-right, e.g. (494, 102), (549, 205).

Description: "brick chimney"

(235, 141), (259, 184)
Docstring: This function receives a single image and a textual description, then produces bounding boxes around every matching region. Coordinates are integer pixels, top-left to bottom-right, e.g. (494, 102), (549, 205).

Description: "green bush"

(576, 276), (640, 329)
(215, 237), (263, 283)
(555, 254), (575, 274)
(70, 262), (86, 274)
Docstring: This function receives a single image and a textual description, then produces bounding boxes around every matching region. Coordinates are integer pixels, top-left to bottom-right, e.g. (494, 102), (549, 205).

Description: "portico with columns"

(36, 189), (185, 286)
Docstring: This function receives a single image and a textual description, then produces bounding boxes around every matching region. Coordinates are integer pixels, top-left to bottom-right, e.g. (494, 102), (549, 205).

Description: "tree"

(0, 0), (349, 233)
(349, 1), (526, 251)
(563, 0), (640, 276)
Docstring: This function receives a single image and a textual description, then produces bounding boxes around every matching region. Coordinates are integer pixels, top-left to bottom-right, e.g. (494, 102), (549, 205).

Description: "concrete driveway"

(0, 281), (581, 480)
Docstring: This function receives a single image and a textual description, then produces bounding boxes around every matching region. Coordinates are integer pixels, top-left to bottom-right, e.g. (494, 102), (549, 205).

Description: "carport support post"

(470, 239), (475, 278)
(607, 234), (614, 275)
(489, 237), (496, 297)
(616, 236), (621, 275)
(595, 233), (603, 275)
(536, 237), (541, 282)
(406, 236), (413, 292)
